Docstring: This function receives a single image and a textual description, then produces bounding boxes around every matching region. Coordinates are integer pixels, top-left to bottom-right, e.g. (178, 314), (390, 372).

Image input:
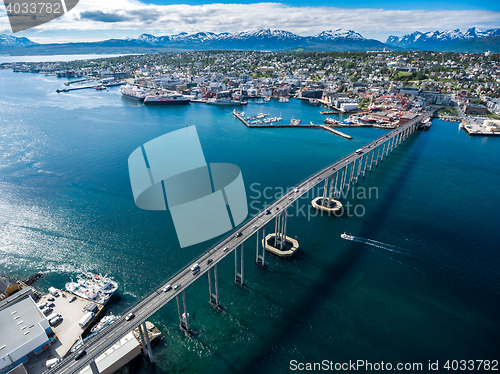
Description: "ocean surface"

(1, 69), (499, 373)
(0, 54), (133, 63)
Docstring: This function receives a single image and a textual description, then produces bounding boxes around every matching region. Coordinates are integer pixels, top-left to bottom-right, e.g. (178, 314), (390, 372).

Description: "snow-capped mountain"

(386, 28), (500, 49)
(122, 28), (385, 51)
(313, 29), (364, 41)
(0, 34), (38, 47)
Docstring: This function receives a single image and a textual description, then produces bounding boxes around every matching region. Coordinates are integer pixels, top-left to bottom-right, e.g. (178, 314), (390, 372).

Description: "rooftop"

(0, 297), (47, 354)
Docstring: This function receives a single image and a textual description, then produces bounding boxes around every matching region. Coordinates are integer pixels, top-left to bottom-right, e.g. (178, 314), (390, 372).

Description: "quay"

(311, 122), (352, 139)
(40, 289), (104, 357)
(232, 110), (353, 138)
(64, 79), (91, 86)
(56, 85), (102, 93)
(45, 109), (437, 374)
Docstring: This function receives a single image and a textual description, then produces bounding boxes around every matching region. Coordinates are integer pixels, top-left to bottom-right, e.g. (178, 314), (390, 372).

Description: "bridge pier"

(263, 208), (299, 257)
(208, 264), (220, 307)
(256, 225), (266, 266)
(344, 160), (355, 196)
(379, 142), (386, 162)
(369, 147), (375, 171)
(355, 155), (362, 183)
(89, 361), (100, 374)
(321, 178), (329, 206)
(339, 166), (347, 197)
(176, 291), (190, 333)
(142, 322), (154, 364)
(362, 152), (369, 177)
(235, 243), (244, 285)
(376, 144), (382, 166)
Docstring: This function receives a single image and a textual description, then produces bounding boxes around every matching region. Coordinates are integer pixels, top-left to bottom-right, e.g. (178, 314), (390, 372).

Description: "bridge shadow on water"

(236, 131), (428, 373)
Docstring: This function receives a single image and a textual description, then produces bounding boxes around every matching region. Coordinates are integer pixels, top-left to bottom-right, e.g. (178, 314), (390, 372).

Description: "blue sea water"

(1, 69), (499, 373)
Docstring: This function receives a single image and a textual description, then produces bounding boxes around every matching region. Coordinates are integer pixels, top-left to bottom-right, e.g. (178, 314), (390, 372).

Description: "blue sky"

(141, 0), (500, 11)
(1, 0), (499, 43)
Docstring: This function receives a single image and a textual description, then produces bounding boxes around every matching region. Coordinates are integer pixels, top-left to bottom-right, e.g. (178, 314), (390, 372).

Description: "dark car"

(265, 209), (270, 215)
(207, 259), (213, 265)
(125, 313), (135, 321)
(235, 232), (242, 238)
(47, 297), (55, 302)
(74, 350), (87, 360)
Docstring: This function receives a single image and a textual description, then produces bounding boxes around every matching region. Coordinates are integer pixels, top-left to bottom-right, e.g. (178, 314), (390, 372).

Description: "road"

(47, 110), (434, 374)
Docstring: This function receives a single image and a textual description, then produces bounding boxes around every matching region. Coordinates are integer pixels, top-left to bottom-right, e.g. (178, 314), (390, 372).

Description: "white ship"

(90, 314), (119, 333)
(341, 232), (354, 240)
(65, 281), (110, 305)
(144, 92), (190, 105)
(119, 84), (148, 101)
(207, 97), (245, 106)
(65, 272), (119, 305)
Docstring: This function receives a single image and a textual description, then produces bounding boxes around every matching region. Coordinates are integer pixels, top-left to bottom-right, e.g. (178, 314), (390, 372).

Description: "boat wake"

(346, 235), (413, 256)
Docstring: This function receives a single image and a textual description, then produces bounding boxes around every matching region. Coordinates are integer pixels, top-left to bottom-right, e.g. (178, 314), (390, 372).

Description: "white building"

(0, 297), (52, 374)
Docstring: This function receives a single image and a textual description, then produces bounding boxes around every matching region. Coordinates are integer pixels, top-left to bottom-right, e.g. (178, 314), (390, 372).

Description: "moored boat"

(119, 84), (148, 101)
(90, 314), (119, 333)
(144, 92), (190, 105)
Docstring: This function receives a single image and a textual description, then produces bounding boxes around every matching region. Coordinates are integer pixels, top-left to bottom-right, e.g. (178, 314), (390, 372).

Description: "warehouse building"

(0, 297), (52, 374)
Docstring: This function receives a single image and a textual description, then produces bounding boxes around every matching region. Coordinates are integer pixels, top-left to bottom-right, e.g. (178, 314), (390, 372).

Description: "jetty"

(232, 110), (352, 139)
(56, 85), (103, 93)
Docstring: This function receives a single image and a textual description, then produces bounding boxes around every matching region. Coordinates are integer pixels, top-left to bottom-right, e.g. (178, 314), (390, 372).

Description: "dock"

(232, 110), (352, 138)
(312, 122), (352, 139)
(56, 85), (102, 93)
(42, 289), (104, 356)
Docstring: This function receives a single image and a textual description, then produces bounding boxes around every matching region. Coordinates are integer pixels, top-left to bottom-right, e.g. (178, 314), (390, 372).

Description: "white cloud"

(1, 0), (500, 42)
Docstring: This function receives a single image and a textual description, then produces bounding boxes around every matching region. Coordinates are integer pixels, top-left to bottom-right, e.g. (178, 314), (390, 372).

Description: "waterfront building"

(463, 103), (488, 115)
(0, 277), (22, 301)
(0, 297), (52, 374)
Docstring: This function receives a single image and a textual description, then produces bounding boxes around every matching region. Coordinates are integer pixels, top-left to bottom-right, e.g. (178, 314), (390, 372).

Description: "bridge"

(46, 108), (438, 374)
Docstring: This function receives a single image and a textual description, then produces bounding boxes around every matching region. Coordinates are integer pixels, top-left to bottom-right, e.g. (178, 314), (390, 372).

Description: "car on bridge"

(235, 232), (242, 238)
(162, 285), (172, 292)
(265, 209), (270, 215)
(207, 259), (213, 265)
(125, 313), (135, 321)
(74, 350), (87, 360)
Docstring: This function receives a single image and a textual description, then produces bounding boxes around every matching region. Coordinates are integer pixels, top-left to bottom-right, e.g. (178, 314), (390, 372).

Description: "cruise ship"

(207, 97), (246, 106)
(144, 92), (190, 105)
(119, 84), (148, 101)
(207, 91), (246, 106)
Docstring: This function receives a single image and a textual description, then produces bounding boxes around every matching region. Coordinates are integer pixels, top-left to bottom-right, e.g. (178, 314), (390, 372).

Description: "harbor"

(232, 109), (354, 139)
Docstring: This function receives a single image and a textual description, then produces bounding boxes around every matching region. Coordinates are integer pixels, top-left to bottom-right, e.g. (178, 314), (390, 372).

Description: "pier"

(56, 85), (103, 93)
(46, 108), (437, 374)
(232, 110), (353, 138)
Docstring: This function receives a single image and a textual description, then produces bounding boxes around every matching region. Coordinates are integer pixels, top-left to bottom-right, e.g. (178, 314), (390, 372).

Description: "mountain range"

(1, 27), (499, 56)
(386, 27), (500, 52)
